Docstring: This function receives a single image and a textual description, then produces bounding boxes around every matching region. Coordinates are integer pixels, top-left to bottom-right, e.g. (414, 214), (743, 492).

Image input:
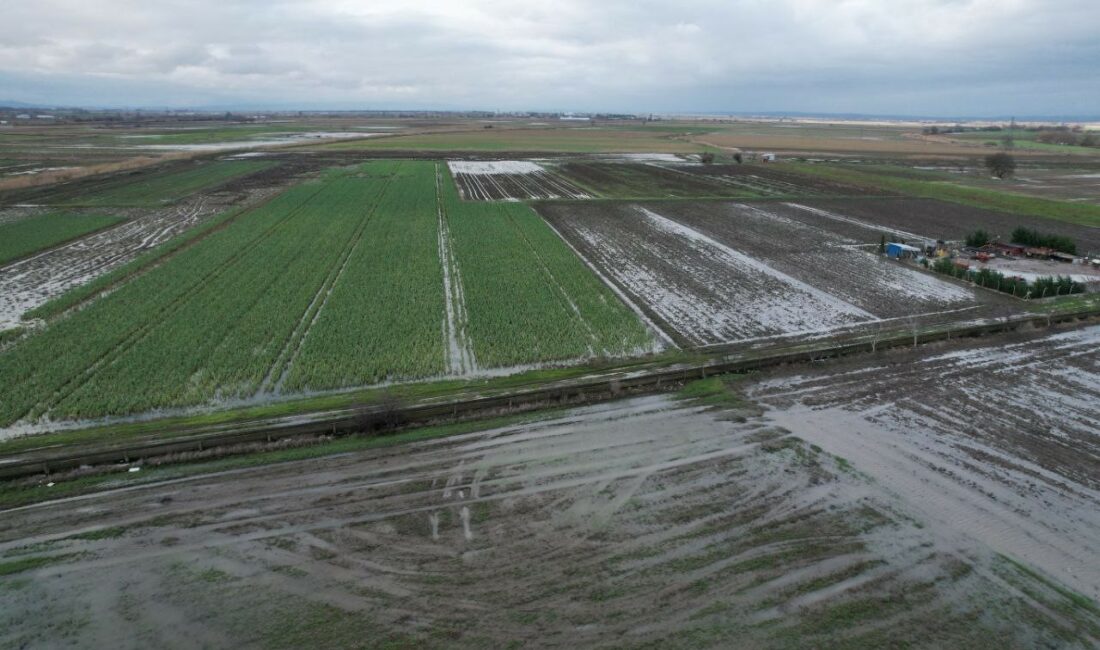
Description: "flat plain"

(1, 115), (1098, 650)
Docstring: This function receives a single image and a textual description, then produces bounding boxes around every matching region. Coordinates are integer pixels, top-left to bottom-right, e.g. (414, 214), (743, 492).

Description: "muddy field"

(789, 197), (1100, 253)
(446, 159), (876, 202)
(539, 201), (1002, 346)
(555, 162), (756, 199)
(2, 325), (1096, 648)
(752, 324), (1100, 603)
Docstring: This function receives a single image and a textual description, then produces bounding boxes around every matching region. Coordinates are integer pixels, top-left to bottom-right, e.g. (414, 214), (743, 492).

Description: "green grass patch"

(0, 326), (25, 346)
(676, 375), (753, 410)
(67, 526), (127, 541)
(0, 553), (79, 576)
(0, 212), (127, 266)
(22, 196), (273, 322)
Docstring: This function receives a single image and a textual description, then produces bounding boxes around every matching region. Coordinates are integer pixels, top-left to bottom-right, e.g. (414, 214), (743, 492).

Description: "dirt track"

(2, 326), (1097, 648)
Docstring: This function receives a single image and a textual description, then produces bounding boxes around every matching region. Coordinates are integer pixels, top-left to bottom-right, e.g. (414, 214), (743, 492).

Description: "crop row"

(441, 168), (655, 366)
(0, 161), (657, 425)
(282, 162), (448, 389)
(0, 169), (365, 423)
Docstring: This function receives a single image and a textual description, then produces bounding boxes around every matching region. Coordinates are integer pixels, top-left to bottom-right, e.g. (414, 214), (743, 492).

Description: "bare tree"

(985, 152), (1017, 179)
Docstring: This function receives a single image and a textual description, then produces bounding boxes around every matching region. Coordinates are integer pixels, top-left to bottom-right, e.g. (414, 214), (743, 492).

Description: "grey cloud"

(0, 0), (1096, 116)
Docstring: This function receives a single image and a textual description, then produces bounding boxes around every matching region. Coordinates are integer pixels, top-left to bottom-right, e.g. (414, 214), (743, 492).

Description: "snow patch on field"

(447, 160), (544, 175)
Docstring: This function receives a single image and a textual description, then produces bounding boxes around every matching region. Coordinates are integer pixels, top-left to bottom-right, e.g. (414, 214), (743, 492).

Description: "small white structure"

(760, 152), (777, 163)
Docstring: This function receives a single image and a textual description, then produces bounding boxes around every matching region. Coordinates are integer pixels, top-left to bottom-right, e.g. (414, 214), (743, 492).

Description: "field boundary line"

(540, 215), (676, 350)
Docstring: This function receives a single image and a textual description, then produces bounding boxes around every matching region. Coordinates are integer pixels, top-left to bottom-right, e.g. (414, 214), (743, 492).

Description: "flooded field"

(0, 198), (219, 329)
(2, 324), (1097, 647)
(752, 324), (1100, 601)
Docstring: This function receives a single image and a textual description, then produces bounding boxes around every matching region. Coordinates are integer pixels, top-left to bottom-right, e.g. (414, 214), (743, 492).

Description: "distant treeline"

(964, 228), (1077, 255)
(923, 124), (1099, 147)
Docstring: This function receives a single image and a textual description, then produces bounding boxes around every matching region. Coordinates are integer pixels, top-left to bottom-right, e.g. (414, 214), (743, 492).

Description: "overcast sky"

(1, 0), (1097, 117)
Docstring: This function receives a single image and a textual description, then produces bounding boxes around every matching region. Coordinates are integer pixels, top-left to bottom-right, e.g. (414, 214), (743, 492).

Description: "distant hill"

(0, 100), (44, 109)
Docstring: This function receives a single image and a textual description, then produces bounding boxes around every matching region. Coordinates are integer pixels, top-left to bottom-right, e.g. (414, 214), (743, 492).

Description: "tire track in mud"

(751, 325), (1100, 598)
(20, 180), (337, 423)
(6, 390), (1085, 647)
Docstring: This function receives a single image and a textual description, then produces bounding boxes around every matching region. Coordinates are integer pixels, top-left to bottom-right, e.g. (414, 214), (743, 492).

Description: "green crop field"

(0, 160), (654, 425)
(440, 170), (655, 366)
(0, 211), (127, 265)
(281, 162), (448, 390)
(54, 160), (274, 207)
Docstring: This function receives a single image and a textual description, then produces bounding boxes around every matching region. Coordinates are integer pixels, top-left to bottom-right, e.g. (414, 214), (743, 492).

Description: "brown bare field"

(0, 154), (189, 193)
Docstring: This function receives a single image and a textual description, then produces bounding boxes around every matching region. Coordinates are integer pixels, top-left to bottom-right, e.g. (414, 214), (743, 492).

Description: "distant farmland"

(319, 127), (711, 153)
(2, 159), (274, 208)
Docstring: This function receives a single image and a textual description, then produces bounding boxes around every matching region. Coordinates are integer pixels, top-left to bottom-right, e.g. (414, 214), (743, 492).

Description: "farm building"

(886, 242), (921, 259)
(984, 242), (1027, 256)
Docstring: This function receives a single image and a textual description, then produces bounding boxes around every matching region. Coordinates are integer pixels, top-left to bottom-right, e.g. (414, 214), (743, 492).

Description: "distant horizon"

(2, 100), (1099, 125)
